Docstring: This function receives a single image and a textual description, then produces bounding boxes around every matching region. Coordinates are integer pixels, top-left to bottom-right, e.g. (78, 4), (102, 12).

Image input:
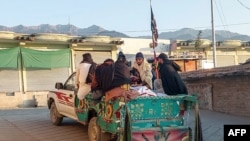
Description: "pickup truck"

(47, 72), (201, 141)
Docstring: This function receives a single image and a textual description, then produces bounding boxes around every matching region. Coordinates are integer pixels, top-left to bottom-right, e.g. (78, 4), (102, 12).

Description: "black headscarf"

(94, 59), (115, 92)
(117, 51), (129, 66)
(158, 53), (181, 72)
(81, 53), (97, 83)
(157, 53), (168, 62)
(135, 52), (144, 59)
(107, 51), (131, 91)
(81, 53), (93, 63)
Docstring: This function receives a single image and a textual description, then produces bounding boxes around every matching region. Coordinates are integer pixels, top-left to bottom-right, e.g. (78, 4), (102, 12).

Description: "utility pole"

(211, 0), (217, 67)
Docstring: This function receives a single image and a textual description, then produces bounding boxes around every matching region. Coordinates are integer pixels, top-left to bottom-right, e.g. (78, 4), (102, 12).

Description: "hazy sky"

(1, 0), (250, 37)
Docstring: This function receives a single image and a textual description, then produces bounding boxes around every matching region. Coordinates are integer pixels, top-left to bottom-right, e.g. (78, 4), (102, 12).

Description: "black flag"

(151, 5), (158, 47)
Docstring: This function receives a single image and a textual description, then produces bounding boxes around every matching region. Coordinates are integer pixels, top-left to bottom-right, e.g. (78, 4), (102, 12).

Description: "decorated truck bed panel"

(117, 95), (195, 141)
(126, 96), (186, 120)
(123, 95), (193, 128)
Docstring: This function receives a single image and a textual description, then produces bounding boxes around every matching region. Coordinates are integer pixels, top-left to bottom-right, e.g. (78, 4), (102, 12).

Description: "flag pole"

(152, 42), (157, 62)
(150, 1), (158, 61)
(150, 0), (159, 79)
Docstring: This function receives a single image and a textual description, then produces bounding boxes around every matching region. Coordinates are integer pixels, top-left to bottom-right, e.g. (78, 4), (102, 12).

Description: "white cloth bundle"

(130, 86), (157, 97)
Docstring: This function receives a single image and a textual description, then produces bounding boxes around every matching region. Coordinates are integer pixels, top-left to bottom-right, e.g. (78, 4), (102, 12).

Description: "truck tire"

(124, 112), (131, 141)
(50, 102), (63, 126)
(188, 127), (192, 141)
(88, 117), (101, 141)
(88, 117), (112, 141)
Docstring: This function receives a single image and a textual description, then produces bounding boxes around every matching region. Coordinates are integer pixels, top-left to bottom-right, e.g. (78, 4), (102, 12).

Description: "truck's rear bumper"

(131, 126), (190, 141)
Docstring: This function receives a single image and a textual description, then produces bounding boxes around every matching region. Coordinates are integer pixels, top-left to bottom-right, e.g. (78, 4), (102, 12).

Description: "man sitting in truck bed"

(91, 58), (115, 102)
(108, 51), (131, 91)
(104, 52), (139, 102)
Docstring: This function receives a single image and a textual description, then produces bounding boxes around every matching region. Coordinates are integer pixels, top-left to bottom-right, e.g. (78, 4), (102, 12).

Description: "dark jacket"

(158, 60), (188, 95)
(108, 61), (131, 91)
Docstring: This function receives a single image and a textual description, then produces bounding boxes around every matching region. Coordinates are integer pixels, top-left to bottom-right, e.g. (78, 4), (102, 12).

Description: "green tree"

(195, 30), (202, 52)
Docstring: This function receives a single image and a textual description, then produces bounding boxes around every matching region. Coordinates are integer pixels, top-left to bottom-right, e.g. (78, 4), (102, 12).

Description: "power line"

(216, 0), (232, 38)
(237, 0), (250, 11)
(121, 22), (250, 34)
(214, 0), (230, 38)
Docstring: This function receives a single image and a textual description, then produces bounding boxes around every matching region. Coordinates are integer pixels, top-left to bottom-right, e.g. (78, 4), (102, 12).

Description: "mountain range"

(1, 24), (250, 41)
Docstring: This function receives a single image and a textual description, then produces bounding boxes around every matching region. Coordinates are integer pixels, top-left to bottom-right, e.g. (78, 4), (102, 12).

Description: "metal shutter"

(25, 68), (69, 91)
(0, 70), (20, 92)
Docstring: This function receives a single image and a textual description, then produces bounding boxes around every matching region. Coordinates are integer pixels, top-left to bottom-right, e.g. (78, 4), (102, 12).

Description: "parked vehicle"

(47, 72), (202, 141)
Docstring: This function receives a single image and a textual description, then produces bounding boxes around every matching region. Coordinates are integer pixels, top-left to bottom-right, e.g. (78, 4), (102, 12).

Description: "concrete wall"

(0, 91), (48, 108)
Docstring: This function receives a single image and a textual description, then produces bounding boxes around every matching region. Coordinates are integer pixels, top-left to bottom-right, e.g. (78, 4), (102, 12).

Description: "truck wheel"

(188, 127), (192, 141)
(88, 117), (101, 141)
(50, 102), (63, 126)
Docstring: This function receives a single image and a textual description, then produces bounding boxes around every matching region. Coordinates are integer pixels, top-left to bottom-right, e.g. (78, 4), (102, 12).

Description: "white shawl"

(132, 60), (153, 89)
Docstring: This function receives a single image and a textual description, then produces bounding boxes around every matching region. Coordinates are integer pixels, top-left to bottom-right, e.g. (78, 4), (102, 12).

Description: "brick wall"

(181, 63), (250, 117)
